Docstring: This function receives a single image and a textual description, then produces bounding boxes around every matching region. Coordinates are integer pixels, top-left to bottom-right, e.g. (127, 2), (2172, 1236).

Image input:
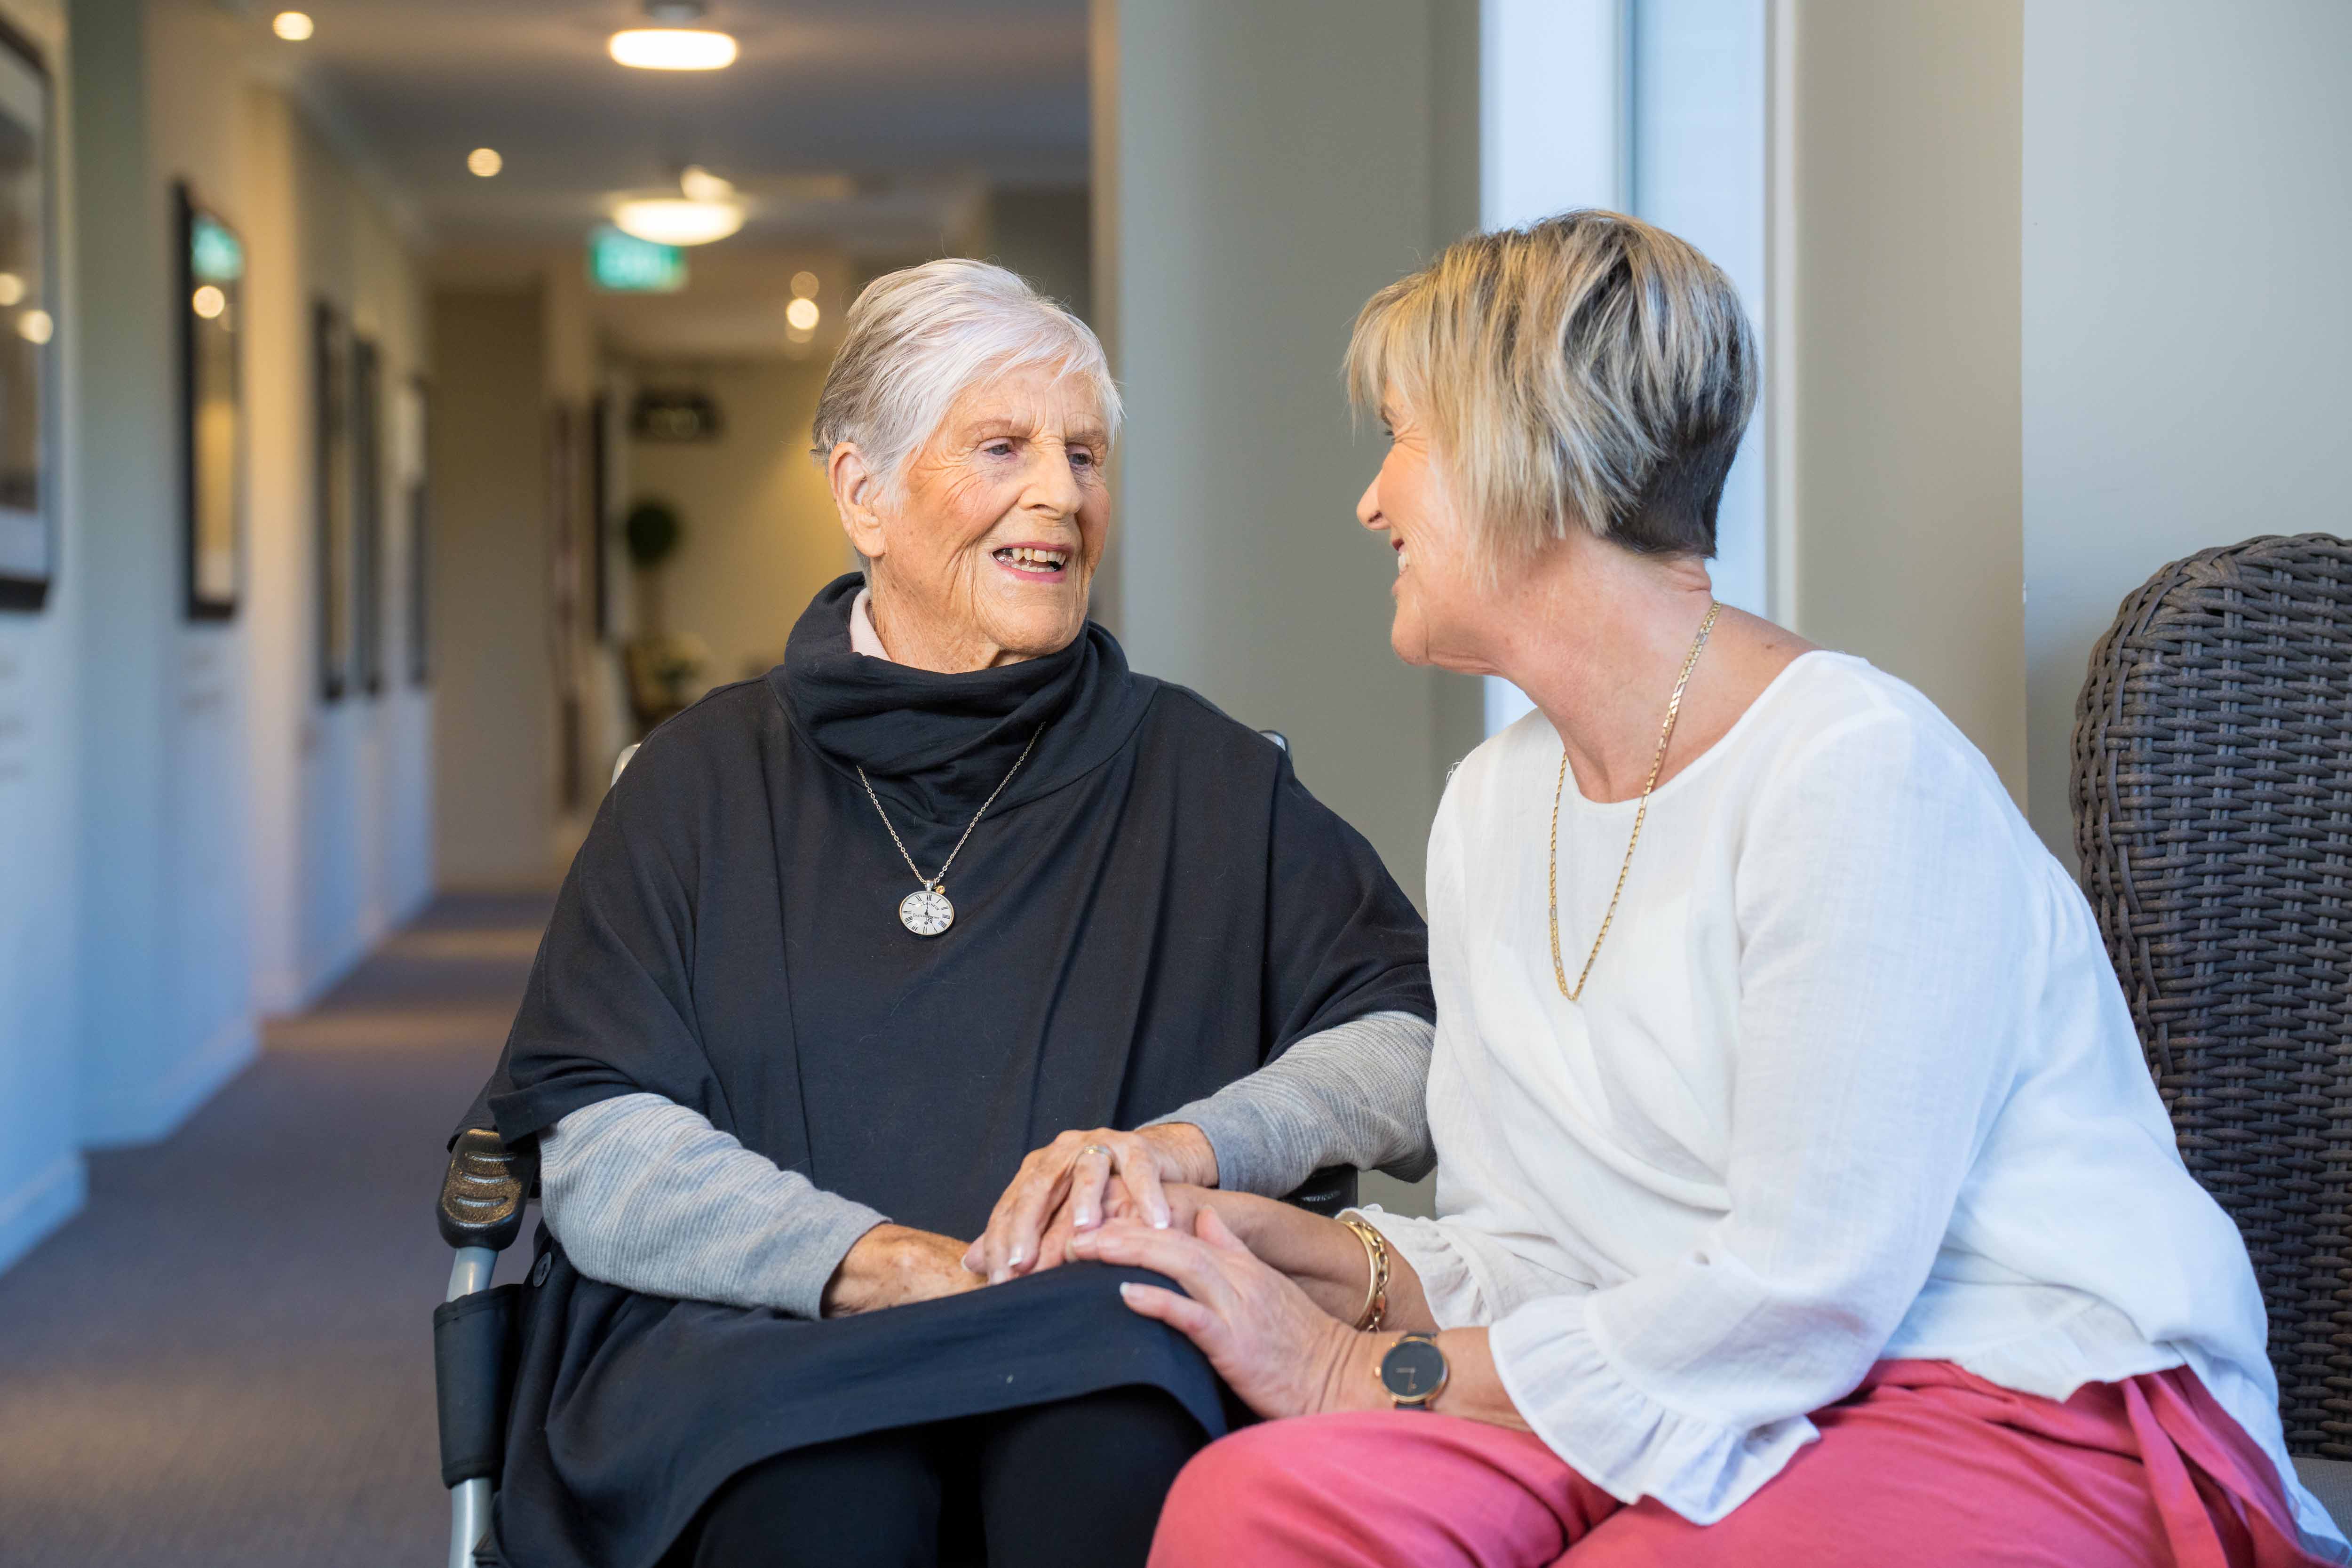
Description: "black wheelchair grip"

(1284, 1165), (1357, 1218)
(440, 1128), (536, 1250)
(434, 1283), (521, 1489)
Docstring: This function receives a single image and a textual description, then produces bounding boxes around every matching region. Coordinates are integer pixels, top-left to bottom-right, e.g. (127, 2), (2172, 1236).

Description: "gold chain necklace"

(1549, 602), (1721, 1001)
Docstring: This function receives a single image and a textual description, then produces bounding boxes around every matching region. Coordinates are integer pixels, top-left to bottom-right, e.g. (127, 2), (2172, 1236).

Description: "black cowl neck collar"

(771, 573), (1157, 824)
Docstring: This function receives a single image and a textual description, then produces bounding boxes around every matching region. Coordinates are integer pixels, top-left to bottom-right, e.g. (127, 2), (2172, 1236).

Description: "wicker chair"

(2071, 533), (2352, 1521)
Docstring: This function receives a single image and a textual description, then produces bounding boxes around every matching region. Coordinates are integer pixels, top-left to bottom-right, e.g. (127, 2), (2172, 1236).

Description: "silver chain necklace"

(857, 728), (1041, 937)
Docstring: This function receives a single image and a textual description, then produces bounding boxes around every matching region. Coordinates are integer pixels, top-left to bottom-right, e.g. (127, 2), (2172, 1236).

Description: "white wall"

(1, 0), (437, 1279)
(1101, 0), (1463, 909)
(2021, 0), (2352, 862)
(71, 0), (256, 1146)
(0, 0), (81, 1274)
(1773, 0), (2026, 796)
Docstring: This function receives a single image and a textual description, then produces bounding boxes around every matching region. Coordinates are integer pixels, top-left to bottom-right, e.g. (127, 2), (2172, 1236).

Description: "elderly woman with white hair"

(1062, 212), (2348, 1567)
(458, 259), (1436, 1568)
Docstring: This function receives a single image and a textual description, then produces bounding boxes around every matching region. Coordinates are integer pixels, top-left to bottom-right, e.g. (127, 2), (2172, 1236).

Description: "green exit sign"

(589, 226), (686, 293)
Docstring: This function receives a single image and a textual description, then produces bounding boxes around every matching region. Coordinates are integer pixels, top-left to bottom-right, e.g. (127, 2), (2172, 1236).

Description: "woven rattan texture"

(2072, 534), (2352, 1456)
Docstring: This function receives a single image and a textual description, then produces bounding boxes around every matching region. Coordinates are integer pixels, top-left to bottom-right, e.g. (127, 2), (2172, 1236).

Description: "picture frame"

(177, 182), (244, 620)
(351, 335), (383, 695)
(402, 374), (430, 687)
(0, 18), (53, 614)
(313, 301), (354, 700)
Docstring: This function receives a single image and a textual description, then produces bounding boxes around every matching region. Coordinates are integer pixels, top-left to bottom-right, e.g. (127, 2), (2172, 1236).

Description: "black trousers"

(672, 1385), (1206, 1568)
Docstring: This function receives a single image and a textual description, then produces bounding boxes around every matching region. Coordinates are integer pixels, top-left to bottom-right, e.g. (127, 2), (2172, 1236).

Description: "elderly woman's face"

(861, 363), (1111, 669)
(1357, 396), (1487, 671)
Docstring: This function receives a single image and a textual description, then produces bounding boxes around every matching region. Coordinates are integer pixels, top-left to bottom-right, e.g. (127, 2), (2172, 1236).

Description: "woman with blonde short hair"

(1059, 212), (2347, 1566)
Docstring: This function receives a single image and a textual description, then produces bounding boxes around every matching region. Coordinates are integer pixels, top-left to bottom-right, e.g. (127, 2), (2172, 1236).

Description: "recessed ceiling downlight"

(272, 11), (314, 41)
(609, 29), (738, 70)
(612, 198), (744, 247)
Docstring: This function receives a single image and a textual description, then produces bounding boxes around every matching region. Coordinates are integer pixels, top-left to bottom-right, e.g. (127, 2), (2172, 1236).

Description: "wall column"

(1771, 0), (2027, 796)
(1096, 0), (1473, 907)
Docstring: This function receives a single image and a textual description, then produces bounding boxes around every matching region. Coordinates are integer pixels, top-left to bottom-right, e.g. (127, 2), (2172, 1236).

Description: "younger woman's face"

(1356, 397), (1492, 672)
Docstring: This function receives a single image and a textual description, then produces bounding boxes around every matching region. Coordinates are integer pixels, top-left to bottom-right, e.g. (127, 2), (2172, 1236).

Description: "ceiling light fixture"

(192, 286), (227, 320)
(784, 297), (820, 332)
(467, 148), (503, 178)
(609, 29), (737, 71)
(789, 270), (819, 299)
(678, 166), (734, 203)
(612, 198), (744, 247)
(271, 11), (314, 41)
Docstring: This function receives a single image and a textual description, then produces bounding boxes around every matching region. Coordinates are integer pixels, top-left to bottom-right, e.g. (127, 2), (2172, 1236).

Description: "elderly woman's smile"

(834, 360), (1111, 672)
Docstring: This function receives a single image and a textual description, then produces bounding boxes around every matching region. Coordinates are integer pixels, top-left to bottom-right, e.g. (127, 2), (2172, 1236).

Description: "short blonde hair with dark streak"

(1346, 209), (1756, 567)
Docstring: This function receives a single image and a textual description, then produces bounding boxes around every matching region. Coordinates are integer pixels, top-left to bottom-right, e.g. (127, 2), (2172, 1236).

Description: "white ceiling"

(268, 0), (1090, 252)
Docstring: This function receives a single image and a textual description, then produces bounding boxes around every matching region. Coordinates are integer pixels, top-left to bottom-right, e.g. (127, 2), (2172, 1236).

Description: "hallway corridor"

(0, 894), (549, 1568)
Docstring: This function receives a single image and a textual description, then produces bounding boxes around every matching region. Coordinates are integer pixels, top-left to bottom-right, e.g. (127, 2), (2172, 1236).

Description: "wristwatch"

(1377, 1331), (1450, 1410)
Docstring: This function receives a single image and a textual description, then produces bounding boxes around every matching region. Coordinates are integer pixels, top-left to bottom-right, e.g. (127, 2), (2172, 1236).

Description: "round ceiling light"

(678, 166), (734, 203)
(784, 297), (820, 332)
(467, 148), (503, 178)
(612, 198), (744, 247)
(272, 11), (314, 41)
(608, 29), (738, 70)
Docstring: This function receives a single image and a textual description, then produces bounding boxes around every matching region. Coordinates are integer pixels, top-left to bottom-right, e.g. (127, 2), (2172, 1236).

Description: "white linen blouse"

(1359, 650), (2344, 1551)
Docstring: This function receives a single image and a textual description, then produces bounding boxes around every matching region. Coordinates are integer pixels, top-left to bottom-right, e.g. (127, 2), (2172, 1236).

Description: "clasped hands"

(818, 1122), (1210, 1318)
(822, 1122), (1422, 1422)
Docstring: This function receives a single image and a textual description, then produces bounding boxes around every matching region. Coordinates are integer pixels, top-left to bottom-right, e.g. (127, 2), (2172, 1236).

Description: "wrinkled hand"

(821, 1225), (987, 1318)
(965, 1125), (1217, 1284)
(1068, 1208), (1367, 1421)
(1028, 1178), (1217, 1276)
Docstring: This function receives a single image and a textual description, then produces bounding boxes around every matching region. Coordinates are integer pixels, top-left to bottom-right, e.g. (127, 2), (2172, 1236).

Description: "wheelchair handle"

(438, 1128), (536, 1252)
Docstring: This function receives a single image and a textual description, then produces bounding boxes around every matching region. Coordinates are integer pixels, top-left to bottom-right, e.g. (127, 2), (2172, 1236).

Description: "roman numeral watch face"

(898, 887), (954, 937)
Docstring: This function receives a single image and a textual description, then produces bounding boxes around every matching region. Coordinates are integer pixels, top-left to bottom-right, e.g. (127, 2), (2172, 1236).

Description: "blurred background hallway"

(0, 893), (548, 1565)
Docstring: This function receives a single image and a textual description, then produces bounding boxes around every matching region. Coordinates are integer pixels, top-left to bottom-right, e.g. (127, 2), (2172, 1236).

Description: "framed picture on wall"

(313, 301), (354, 700)
(351, 336), (384, 695)
(0, 20), (53, 614)
(177, 183), (244, 620)
(590, 390), (611, 641)
(401, 374), (430, 686)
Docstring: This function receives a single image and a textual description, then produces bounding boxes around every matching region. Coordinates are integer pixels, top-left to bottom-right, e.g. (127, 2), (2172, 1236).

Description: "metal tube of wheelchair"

(450, 1478), (491, 1568)
(445, 1245), (499, 1567)
(445, 1245), (496, 1302)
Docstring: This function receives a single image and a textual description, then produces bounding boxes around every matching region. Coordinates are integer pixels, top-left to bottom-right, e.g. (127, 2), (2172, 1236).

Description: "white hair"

(810, 257), (1121, 501)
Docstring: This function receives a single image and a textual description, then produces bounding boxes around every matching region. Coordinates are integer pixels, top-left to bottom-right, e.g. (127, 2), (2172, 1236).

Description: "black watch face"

(1381, 1336), (1448, 1402)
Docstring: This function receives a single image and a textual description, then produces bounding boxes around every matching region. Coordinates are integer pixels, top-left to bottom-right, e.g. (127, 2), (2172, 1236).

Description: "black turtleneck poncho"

(467, 576), (1433, 1568)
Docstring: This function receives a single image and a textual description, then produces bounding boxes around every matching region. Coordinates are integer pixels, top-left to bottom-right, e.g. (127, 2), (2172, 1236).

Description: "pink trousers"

(1148, 1361), (2332, 1568)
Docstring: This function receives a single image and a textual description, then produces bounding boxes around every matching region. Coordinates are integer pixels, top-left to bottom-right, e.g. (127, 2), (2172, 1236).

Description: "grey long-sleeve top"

(540, 1010), (1436, 1319)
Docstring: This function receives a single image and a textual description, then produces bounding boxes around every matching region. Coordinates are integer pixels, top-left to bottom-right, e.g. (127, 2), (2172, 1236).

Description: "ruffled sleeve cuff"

(1488, 1293), (1819, 1525)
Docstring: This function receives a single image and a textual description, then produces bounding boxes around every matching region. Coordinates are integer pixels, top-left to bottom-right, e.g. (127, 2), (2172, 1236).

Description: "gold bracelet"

(1340, 1216), (1391, 1333)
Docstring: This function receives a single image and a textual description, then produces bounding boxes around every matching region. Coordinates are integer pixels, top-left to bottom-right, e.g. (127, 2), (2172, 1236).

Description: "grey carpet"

(0, 892), (551, 1568)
